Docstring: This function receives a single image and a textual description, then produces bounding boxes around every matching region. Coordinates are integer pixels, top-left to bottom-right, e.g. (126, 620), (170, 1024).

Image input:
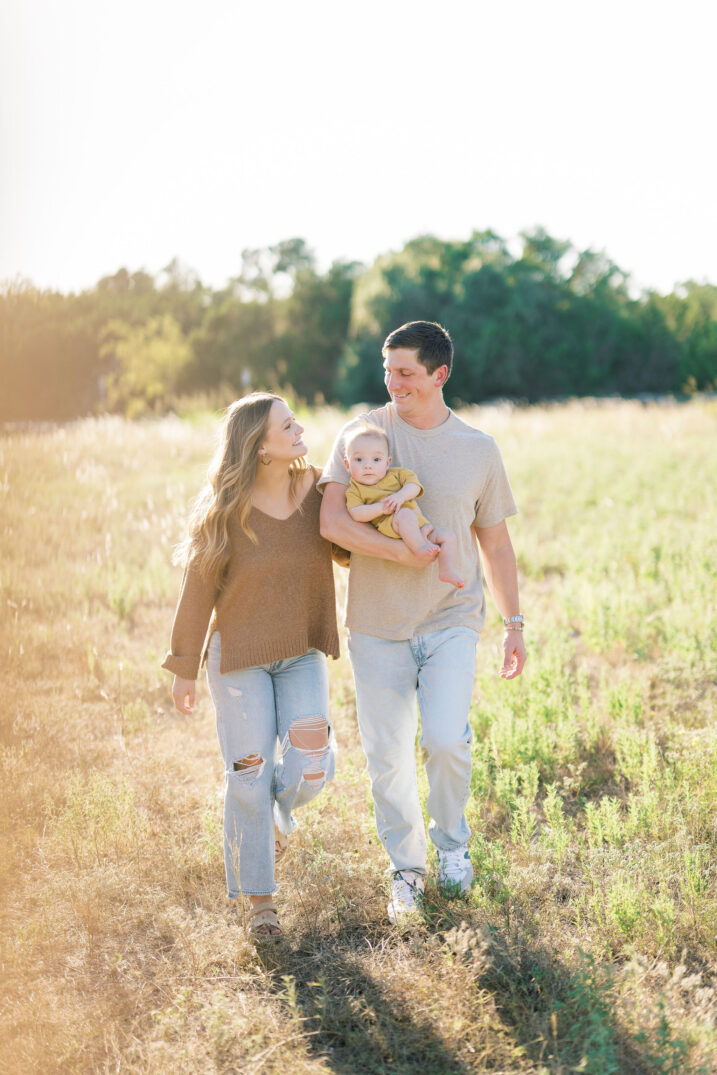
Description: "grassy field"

(1, 398), (716, 1074)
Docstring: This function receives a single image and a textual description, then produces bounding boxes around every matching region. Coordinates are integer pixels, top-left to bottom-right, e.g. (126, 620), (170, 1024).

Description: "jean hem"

(385, 864), (427, 877)
(273, 802), (298, 837)
(228, 887), (278, 898)
(430, 837), (471, 852)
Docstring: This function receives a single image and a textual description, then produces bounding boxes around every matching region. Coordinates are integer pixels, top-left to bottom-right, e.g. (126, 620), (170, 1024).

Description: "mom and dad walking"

(162, 320), (527, 938)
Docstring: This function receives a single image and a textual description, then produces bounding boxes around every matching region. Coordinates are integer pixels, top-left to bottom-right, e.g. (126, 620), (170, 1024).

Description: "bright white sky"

(2, 0), (716, 296)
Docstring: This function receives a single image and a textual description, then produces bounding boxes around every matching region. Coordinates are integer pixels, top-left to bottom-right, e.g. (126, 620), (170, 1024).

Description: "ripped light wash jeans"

(206, 632), (336, 897)
(347, 625), (479, 876)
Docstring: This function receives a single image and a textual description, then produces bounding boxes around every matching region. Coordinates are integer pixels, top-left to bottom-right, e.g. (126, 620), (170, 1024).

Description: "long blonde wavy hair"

(179, 393), (307, 589)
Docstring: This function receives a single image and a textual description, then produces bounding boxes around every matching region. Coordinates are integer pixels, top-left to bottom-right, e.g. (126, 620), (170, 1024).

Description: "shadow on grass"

(421, 891), (685, 1075)
(255, 923), (468, 1074)
(247, 889), (682, 1075)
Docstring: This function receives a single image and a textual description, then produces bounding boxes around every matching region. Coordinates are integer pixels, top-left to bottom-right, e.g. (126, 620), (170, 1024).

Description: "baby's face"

(344, 435), (391, 486)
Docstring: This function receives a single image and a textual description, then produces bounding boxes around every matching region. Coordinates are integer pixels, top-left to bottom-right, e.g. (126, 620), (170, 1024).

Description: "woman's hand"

(172, 676), (196, 714)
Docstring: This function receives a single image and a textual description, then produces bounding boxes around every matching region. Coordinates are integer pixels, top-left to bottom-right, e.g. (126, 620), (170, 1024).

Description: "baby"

(343, 424), (464, 588)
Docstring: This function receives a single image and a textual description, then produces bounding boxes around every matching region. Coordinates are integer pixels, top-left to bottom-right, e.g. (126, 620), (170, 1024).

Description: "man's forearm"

(476, 525), (521, 618)
(477, 523), (526, 679)
(482, 544), (520, 618)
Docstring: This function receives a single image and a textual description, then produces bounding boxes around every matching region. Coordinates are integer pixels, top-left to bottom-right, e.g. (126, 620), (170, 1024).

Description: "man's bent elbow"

(320, 518), (336, 542)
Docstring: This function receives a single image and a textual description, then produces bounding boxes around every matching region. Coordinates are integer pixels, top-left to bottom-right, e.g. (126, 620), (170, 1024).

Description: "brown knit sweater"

(162, 468), (340, 678)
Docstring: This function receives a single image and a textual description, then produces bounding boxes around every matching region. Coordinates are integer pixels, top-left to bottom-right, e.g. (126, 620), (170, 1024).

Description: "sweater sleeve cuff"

(331, 542), (351, 568)
(161, 653), (201, 679)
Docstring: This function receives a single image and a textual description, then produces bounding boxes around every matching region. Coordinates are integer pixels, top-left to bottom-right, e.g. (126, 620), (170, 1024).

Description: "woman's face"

(259, 400), (307, 464)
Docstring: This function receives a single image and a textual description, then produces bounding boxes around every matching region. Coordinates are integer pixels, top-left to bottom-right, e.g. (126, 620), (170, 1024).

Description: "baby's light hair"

(343, 423), (390, 456)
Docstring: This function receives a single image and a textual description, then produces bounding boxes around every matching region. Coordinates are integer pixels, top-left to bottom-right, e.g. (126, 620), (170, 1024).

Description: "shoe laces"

(391, 870), (422, 902)
(439, 847), (469, 877)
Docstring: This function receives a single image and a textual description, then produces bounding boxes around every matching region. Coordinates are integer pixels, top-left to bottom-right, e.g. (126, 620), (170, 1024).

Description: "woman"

(163, 392), (341, 937)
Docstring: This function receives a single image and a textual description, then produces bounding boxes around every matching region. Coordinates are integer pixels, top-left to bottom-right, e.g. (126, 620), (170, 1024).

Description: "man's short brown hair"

(382, 321), (453, 378)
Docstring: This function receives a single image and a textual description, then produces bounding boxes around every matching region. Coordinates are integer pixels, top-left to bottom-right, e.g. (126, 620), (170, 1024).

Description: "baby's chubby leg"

(426, 526), (464, 588)
(391, 508), (439, 559)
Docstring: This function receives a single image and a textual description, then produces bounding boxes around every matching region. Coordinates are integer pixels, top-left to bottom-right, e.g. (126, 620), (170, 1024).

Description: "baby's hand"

(381, 494), (403, 513)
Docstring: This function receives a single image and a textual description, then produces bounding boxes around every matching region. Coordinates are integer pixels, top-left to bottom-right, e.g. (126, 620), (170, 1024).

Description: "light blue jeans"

(206, 632), (336, 897)
(347, 625), (479, 876)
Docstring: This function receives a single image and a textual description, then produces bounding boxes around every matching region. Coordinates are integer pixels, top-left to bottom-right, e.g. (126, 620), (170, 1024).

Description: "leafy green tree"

(1, 230), (713, 422)
(275, 259), (361, 402)
(100, 315), (191, 417)
(187, 295), (278, 394)
(0, 280), (100, 421)
(337, 228), (683, 404)
(649, 281), (717, 390)
(519, 226), (572, 281)
(568, 248), (628, 300)
(231, 238), (315, 302)
(186, 243), (357, 402)
(157, 258), (209, 334)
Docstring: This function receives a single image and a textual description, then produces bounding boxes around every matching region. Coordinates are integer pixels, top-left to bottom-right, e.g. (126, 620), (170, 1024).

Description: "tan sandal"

(274, 826), (289, 863)
(246, 899), (282, 938)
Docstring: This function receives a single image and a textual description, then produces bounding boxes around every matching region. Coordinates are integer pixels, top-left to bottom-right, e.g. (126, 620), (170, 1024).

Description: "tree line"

(1, 230), (715, 421)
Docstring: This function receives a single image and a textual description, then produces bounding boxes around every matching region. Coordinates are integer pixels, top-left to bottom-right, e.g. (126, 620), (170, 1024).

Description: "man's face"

(382, 347), (446, 420)
(344, 434), (391, 486)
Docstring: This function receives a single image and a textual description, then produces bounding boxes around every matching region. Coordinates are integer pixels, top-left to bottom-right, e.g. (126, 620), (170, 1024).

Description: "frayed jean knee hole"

(283, 714), (330, 760)
(231, 753), (265, 787)
(301, 764), (326, 790)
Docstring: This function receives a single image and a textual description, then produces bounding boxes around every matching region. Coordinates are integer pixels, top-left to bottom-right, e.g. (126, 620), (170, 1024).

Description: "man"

(319, 321), (526, 923)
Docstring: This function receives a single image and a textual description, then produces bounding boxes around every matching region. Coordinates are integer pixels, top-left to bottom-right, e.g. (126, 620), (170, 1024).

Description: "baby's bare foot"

(439, 568), (464, 588)
(416, 541), (440, 564)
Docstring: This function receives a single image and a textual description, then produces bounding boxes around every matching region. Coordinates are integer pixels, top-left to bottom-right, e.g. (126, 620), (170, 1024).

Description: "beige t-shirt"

(318, 404), (518, 640)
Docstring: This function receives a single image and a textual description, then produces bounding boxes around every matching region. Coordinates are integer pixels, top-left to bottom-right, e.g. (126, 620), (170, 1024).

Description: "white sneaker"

(387, 870), (424, 924)
(437, 845), (474, 895)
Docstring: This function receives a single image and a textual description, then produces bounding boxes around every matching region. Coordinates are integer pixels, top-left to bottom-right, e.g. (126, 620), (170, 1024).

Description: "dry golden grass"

(1, 399), (716, 1073)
